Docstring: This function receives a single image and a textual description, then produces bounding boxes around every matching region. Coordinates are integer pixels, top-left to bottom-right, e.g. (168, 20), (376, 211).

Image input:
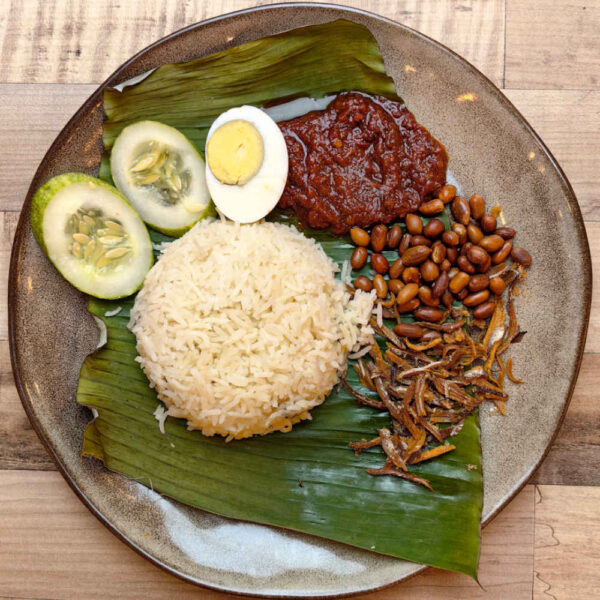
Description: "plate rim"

(8, 2), (592, 597)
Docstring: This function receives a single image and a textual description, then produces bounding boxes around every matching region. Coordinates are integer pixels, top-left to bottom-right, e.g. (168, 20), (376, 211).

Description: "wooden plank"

(0, 471), (534, 599)
(1, 212), (19, 341)
(583, 221), (600, 354)
(534, 485), (600, 599)
(506, 0), (600, 89)
(377, 0), (505, 87)
(532, 353), (600, 486)
(0, 84), (96, 212)
(504, 90), (600, 221)
(0, 0), (505, 86)
(0, 342), (55, 470)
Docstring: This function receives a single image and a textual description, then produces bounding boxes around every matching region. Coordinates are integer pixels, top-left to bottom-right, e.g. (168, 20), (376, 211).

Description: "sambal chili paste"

(278, 92), (448, 234)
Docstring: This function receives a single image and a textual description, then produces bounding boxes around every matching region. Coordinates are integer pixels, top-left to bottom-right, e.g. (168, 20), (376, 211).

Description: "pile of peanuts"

(350, 185), (532, 328)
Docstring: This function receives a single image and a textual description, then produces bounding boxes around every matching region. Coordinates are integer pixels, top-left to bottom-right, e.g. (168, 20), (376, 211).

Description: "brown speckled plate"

(8, 3), (591, 597)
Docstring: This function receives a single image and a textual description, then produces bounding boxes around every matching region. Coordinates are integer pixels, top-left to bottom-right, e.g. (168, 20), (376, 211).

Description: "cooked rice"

(129, 220), (374, 440)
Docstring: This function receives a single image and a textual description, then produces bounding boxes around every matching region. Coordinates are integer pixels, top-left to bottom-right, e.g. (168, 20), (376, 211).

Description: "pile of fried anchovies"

(344, 266), (526, 491)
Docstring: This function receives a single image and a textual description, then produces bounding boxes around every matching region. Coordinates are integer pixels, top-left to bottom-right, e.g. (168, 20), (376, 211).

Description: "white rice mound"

(129, 220), (374, 440)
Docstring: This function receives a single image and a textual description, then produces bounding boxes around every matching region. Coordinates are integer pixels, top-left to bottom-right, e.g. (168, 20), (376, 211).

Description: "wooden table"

(1, 1), (599, 598)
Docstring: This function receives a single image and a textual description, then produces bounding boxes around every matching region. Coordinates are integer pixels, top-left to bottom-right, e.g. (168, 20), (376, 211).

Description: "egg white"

(205, 106), (289, 223)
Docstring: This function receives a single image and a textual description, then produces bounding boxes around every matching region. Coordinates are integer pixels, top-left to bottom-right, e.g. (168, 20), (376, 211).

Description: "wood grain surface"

(1, 1), (598, 599)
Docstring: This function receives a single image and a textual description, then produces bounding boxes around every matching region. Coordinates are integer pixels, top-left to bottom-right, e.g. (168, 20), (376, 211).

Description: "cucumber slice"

(31, 173), (153, 299)
(110, 121), (211, 236)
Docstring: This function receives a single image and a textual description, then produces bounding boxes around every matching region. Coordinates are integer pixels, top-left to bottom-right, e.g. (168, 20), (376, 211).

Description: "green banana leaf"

(83, 19), (483, 577)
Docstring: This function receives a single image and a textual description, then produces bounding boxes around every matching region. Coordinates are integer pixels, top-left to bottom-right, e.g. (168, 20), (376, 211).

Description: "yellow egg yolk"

(206, 120), (264, 185)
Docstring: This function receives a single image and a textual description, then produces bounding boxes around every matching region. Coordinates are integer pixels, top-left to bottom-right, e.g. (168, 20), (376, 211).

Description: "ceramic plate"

(9, 3), (591, 597)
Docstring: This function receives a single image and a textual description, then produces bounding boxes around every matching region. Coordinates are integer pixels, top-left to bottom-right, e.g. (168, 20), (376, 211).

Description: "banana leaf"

(99, 19), (401, 182)
(83, 19), (483, 577)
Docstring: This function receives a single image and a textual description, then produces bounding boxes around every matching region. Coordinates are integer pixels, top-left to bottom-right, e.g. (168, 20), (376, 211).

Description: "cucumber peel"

(31, 173), (153, 299)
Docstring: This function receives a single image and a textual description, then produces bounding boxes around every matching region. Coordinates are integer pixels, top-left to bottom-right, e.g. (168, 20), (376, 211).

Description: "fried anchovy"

(341, 378), (385, 409)
(349, 436), (382, 454)
(408, 444), (456, 464)
(378, 428), (407, 471)
(366, 463), (434, 492)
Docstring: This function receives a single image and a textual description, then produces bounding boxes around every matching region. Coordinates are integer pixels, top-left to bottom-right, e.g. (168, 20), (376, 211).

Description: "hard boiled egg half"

(205, 106), (289, 222)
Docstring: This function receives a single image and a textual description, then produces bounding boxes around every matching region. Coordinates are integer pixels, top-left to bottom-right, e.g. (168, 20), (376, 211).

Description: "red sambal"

(278, 92), (448, 234)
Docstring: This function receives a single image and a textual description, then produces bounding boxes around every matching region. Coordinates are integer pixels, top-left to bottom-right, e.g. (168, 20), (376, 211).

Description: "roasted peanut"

(411, 234), (432, 247)
(511, 246), (532, 267)
(446, 246), (458, 264)
(431, 241), (447, 264)
(420, 260), (439, 282)
(479, 234), (504, 253)
(350, 227), (369, 247)
(396, 283), (419, 306)
(388, 278), (404, 295)
(419, 198), (444, 216)
(480, 214), (497, 233)
(467, 224), (484, 244)
(354, 276), (373, 292)
(473, 301), (495, 319)
(387, 224), (402, 249)
(463, 289), (490, 307)
(495, 227), (516, 240)
(405, 214), (423, 235)
(451, 196), (470, 225)
(469, 194), (485, 220)
(468, 274), (489, 292)
(389, 258), (404, 279)
(457, 288), (468, 301)
(350, 247), (368, 270)
(432, 271), (450, 298)
(401, 245), (432, 266)
(371, 253), (389, 274)
(467, 245), (490, 266)
(414, 306), (444, 323)
(424, 218), (445, 239)
(440, 259), (451, 271)
(438, 184), (457, 204)
(442, 230), (459, 246)
(402, 266), (421, 284)
(449, 271), (470, 294)
(492, 240), (513, 264)
(394, 322), (424, 339)
(371, 224), (387, 252)
(489, 276), (506, 295)
(373, 274), (388, 299)
(399, 233), (412, 254)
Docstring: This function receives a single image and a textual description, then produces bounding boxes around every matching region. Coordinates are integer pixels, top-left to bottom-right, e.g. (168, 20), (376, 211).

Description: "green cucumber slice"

(110, 121), (211, 236)
(31, 173), (153, 299)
